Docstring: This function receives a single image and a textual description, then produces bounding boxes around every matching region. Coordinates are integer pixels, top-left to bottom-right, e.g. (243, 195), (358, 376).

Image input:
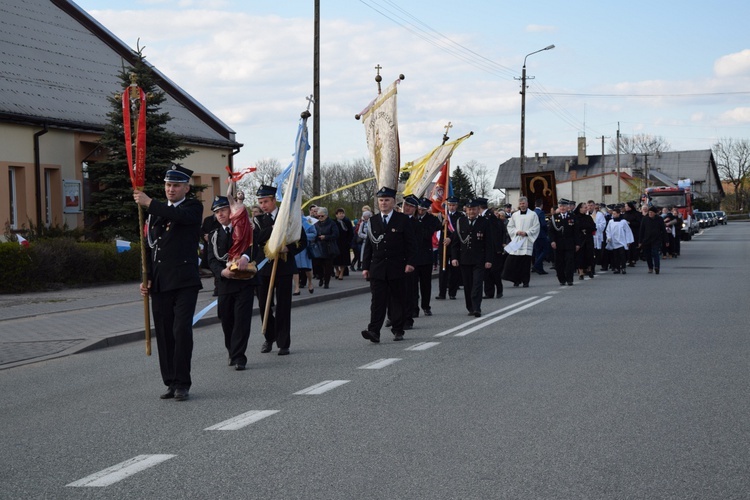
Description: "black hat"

(418, 197), (432, 209)
(164, 164), (193, 183)
(446, 196), (459, 204)
(504, 203), (512, 209)
(403, 194), (420, 207)
(557, 198), (569, 205)
(567, 200), (577, 206)
(256, 185), (277, 198)
(476, 197), (489, 207)
(467, 198), (482, 208)
(648, 205), (659, 213)
(376, 186), (397, 198)
(211, 196), (229, 212)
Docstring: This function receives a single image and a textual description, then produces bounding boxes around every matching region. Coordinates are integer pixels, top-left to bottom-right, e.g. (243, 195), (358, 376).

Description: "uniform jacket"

(548, 212), (578, 250)
(413, 212), (441, 266)
(362, 211), (417, 280)
(207, 223), (259, 295)
(482, 209), (508, 258)
(145, 198), (203, 293)
(256, 212), (307, 277)
(450, 216), (493, 266)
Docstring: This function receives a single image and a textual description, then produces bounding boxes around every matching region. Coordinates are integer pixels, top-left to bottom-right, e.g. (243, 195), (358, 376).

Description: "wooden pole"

(261, 258), (280, 335)
(138, 204), (151, 356)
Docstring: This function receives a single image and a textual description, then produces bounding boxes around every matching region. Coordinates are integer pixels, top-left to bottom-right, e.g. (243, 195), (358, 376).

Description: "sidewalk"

(0, 273), (374, 370)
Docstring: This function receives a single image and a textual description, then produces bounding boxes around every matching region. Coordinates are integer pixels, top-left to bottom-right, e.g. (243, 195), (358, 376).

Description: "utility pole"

(616, 124), (621, 201)
(597, 135), (609, 202)
(517, 45), (555, 175)
(312, 0), (320, 196)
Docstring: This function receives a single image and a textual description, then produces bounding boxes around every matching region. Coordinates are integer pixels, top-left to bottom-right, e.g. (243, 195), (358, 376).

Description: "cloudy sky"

(75, 0), (750, 181)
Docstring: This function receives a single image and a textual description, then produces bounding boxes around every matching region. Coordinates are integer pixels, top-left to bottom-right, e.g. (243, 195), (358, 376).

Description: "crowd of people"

(138, 165), (686, 402)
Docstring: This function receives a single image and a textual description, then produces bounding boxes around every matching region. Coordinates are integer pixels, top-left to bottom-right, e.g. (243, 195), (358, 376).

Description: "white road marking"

(434, 297), (539, 337)
(405, 342), (440, 351)
(294, 380), (350, 395)
(454, 296), (553, 337)
(359, 358), (402, 369)
(546, 291), (560, 295)
(204, 410), (279, 431)
(66, 454), (176, 487)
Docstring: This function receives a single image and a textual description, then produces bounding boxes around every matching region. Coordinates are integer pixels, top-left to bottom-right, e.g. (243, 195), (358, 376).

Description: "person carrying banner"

(133, 164), (202, 402)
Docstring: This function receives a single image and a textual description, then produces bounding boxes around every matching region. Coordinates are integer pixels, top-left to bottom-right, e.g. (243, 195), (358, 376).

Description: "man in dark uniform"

(400, 195), (420, 329)
(134, 164), (202, 402)
(548, 198), (579, 286)
(436, 196), (463, 300)
(255, 185), (307, 356)
(479, 198), (506, 299)
(451, 198), (493, 317)
(361, 187), (417, 343)
(415, 197), (442, 315)
(206, 196), (258, 371)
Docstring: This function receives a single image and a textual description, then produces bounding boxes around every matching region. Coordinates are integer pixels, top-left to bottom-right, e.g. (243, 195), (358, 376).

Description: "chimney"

(577, 136), (589, 165)
(542, 152), (548, 165)
(564, 160), (570, 172)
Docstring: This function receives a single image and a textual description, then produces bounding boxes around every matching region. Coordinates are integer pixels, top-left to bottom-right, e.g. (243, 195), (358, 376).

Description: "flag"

(17, 234), (29, 248)
(431, 161), (454, 232)
(116, 239), (132, 253)
(359, 79), (402, 190)
(264, 113), (310, 261)
(403, 132), (472, 198)
(273, 162), (293, 202)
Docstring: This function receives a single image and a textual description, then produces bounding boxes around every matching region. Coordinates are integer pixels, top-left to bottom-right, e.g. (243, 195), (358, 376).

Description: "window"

(603, 185), (612, 195)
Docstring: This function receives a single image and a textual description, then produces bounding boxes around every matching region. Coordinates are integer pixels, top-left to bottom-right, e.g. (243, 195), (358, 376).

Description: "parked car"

(707, 212), (718, 226)
(715, 210), (727, 225)
(681, 216), (699, 240)
(694, 212), (709, 228)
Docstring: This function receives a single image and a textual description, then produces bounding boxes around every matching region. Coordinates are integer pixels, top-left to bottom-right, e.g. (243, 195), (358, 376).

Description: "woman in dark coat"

(622, 201), (642, 266)
(333, 208), (353, 280)
(574, 202), (596, 279)
(314, 207), (339, 289)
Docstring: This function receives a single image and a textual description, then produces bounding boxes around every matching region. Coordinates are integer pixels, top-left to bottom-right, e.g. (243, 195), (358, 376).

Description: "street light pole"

(519, 44), (555, 175)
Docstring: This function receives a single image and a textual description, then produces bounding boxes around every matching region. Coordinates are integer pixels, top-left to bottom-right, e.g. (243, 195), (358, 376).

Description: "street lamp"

(519, 44), (555, 174)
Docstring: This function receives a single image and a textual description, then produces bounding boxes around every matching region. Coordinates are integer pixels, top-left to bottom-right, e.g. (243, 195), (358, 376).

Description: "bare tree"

(305, 158), (377, 214)
(462, 160), (493, 198)
(609, 133), (671, 155)
(238, 157), (281, 204)
(713, 137), (750, 211)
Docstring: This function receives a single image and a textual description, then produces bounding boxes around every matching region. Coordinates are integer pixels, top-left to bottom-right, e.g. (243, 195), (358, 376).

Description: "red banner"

(122, 87), (147, 189)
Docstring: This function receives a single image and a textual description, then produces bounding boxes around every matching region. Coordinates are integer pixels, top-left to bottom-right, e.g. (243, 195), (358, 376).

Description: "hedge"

(0, 239), (142, 293)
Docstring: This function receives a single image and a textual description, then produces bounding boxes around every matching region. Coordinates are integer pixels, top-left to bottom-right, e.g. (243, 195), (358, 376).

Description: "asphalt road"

(2, 223), (748, 499)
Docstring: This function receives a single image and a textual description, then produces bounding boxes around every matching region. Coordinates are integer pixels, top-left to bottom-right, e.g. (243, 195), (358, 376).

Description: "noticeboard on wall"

(63, 179), (82, 213)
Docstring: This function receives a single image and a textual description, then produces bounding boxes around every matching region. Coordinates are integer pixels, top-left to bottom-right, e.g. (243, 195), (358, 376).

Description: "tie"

(383, 215), (388, 226)
(225, 226), (232, 238)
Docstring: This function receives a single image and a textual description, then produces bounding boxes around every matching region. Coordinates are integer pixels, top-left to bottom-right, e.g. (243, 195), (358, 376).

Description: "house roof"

(0, 0), (241, 149)
(495, 149), (724, 196)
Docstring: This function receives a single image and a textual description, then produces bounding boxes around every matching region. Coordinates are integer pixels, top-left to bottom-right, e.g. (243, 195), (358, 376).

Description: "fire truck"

(645, 183), (696, 240)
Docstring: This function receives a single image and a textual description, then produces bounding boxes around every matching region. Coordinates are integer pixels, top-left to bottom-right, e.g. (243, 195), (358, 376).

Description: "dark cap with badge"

(256, 185), (277, 198)
(376, 186), (397, 198)
(475, 197), (489, 207)
(164, 164), (193, 183)
(446, 196), (459, 204)
(403, 194), (420, 207)
(418, 197), (432, 209)
(558, 198), (570, 205)
(211, 196), (229, 212)
(467, 198), (483, 208)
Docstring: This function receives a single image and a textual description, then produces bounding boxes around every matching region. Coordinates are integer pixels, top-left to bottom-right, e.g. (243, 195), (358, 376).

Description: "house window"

(8, 168), (17, 229)
(603, 185), (612, 195)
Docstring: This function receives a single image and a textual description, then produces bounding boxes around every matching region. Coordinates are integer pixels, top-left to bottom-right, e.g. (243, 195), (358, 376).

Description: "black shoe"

(655, 268), (660, 275)
(513, 283), (520, 287)
(423, 309), (432, 316)
(361, 330), (379, 343)
(566, 282), (574, 286)
(621, 270), (626, 274)
(559, 281), (565, 285)
(174, 388), (189, 401)
(324, 284), (329, 289)
(234, 364), (246, 371)
(467, 312), (475, 316)
(293, 291), (301, 296)
(393, 334), (404, 341)
(278, 348), (290, 356)
(522, 283), (529, 288)
(497, 294), (503, 298)
(160, 388), (175, 400)
(613, 270), (620, 274)
(473, 311), (482, 317)
(449, 296), (456, 300)
(579, 275), (584, 280)
(435, 295), (446, 300)
(483, 295), (494, 299)
(261, 342), (273, 353)
(318, 279), (323, 286)
(537, 269), (548, 275)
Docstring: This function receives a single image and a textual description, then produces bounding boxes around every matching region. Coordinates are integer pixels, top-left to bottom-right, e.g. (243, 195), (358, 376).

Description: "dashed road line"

(434, 297), (540, 337)
(294, 380), (350, 395)
(405, 342), (440, 351)
(359, 358), (402, 369)
(205, 410), (279, 430)
(454, 296), (553, 337)
(66, 454), (176, 487)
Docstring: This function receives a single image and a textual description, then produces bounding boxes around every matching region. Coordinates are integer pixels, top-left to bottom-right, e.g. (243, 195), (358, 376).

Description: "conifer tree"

(86, 49), (195, 241)
(451, 166), (475, 203)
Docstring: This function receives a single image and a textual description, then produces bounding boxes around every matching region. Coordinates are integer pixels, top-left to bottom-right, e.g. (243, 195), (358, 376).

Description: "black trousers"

(151, 285), (200, 390)
(218, 284), (255, 365)
(554, 248), (576, 283)
(460, 264), (485, 313)
(404, 271), (418, 325)
(438, 248), (461, 297)
(611, 247), (627, 271)
(484, 252), (505, 297)
(258, 273), (293, 349)
(368, 275), (407, 337)
(415, 264), (433, 312)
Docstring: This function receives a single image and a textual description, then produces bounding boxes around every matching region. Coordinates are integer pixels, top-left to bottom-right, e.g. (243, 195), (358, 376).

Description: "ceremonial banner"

(359, 79), (402, 190)
(431, 161), (454, 229)
(122, 87), (147, 189)
(264, 113), (310, 261)
(521, 171), (557, 213)
(403, 132), (472, 198)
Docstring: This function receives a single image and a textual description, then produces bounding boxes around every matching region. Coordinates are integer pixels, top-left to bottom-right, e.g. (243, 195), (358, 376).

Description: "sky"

(74, 0), (750, 186)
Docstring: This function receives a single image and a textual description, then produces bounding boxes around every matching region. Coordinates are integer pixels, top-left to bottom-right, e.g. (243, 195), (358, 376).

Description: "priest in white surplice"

(605, 207), (634, 274)
(501, 196), (540, 287)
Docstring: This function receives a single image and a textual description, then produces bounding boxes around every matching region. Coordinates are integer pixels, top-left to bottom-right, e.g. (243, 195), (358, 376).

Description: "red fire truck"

(645, 185), (696, 240)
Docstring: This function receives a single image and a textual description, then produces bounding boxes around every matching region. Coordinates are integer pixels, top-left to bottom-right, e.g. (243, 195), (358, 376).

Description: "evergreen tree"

(451, 166), (475, 203)
(86, 49), (195, 241)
